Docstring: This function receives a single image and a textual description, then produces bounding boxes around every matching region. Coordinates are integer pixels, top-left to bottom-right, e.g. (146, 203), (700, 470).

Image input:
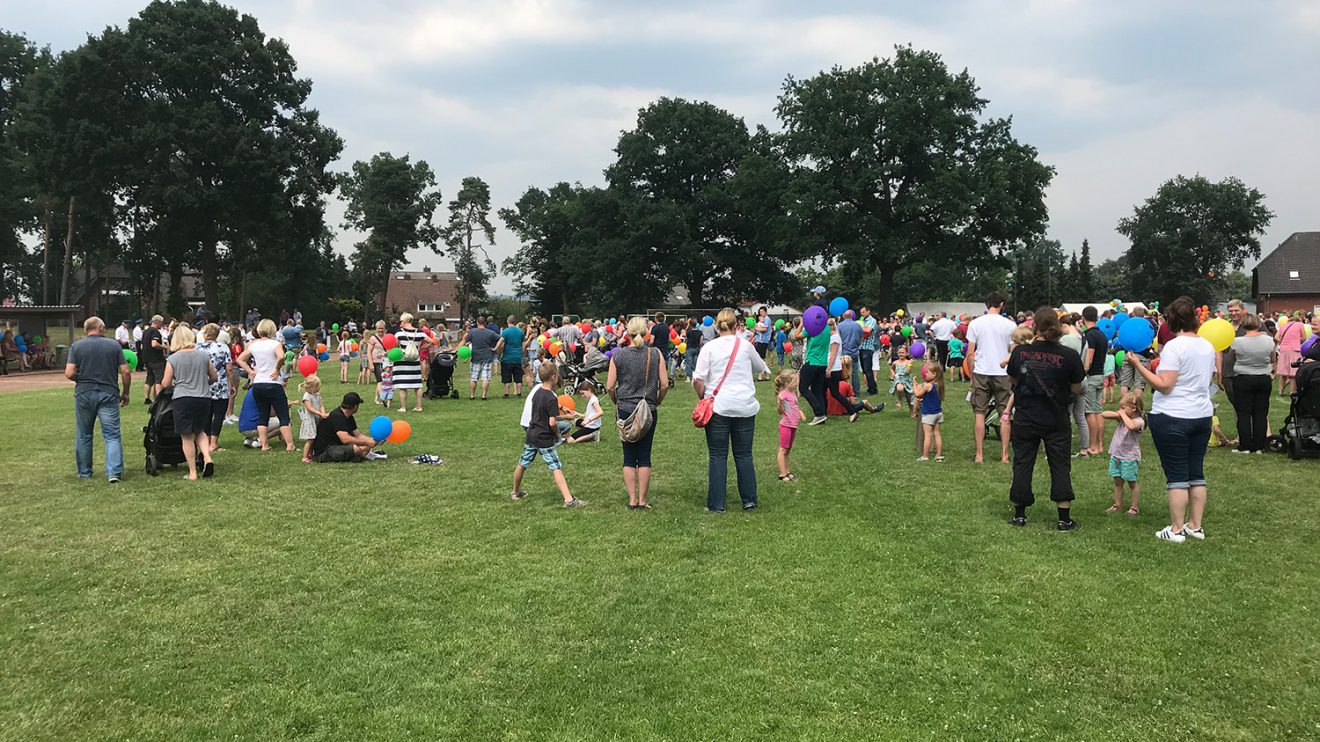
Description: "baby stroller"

(426, 351), (459, 399)
(559, 346), (608, 396)
(1272, 360), (1320, 459)
(142, 388), (197, 475)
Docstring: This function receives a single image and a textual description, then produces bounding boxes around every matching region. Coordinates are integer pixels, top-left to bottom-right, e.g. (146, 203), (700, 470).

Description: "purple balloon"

(604, 348), (614, 359)
(803, 305), (828, 336)
(1302, 335), (1318, 356)
(910, 341), (926, 359)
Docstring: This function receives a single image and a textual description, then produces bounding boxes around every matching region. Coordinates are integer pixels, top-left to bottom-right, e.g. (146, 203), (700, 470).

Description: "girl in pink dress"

(1276, 313), (1304, 395)
(775, 369), (804, 482)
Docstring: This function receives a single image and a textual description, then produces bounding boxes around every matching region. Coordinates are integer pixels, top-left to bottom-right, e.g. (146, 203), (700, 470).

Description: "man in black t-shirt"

(1005, 310), (1085, 530)
(1079, 306), (1109, 455)
(312, 393), (376, 462)
(139, 315), (167, 404)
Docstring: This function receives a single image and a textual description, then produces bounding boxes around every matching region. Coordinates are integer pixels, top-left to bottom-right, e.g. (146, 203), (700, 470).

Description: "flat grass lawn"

(2, 371), (1318, 741)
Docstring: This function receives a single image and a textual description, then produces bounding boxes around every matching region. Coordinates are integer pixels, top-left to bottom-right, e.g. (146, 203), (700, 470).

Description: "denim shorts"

(518, 443), (562, 471)
(1108, 456), (1139, 482)
(1148, 413), (1212, 490)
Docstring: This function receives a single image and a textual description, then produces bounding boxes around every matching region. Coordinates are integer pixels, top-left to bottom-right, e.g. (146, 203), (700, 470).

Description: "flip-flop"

(202, 462), (215, 478)
(1126, 508), (1140, 516)
(1105, 504), (1121, 513)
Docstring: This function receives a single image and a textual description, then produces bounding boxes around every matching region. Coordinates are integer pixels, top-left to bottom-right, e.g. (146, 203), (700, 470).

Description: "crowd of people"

(60, 293), (1320, 539)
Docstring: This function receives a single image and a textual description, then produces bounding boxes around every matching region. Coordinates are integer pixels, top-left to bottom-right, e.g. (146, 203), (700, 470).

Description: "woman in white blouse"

(693, 308), (770, 512)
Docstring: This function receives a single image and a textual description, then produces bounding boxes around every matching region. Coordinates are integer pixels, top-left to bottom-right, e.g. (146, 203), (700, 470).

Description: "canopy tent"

(1060, 302), (1149, 316)
(903, 302), (988, 320)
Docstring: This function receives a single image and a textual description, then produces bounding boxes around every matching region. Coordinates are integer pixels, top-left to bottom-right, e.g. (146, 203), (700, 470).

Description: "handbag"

(617, 348), (656, 443)
(692, 338), (740, 428)
(401, 332), (420, 362)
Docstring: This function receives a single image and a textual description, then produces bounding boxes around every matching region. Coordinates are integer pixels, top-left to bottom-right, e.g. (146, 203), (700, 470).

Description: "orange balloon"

(317, 343), (327, 354)
(387, 420), (411, 443)
(557, 394), (576, 413)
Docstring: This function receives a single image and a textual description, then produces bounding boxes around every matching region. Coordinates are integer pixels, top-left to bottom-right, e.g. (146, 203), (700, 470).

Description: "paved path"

(0, 370), (74, 394)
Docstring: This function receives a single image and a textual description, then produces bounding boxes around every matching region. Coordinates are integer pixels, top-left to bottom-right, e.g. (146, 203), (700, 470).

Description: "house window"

(418, 303), (443, 313)
(1289, 270), (1300, 280)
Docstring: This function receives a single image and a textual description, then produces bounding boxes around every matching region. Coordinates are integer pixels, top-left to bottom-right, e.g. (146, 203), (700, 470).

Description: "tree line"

(0, 1), (1273, 323)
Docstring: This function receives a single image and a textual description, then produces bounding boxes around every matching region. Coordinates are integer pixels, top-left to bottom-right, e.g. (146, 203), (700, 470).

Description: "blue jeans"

(684, 348), (700, 377)
(1148, 413), (1212, 490)
(75, 390), (123, 479)
(705, 413), (757, 511)
(847, 352), (861, 390)
(859, 349), (877, 394)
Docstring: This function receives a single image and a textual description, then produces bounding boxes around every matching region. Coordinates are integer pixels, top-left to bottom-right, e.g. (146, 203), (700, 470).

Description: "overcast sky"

(8, 0), (1320, 292)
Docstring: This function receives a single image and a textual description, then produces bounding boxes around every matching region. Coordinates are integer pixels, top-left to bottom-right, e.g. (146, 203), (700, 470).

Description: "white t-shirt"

(520, 386), (538, 428)
(692, 335), (769, 418)
(966, 312), (1016, 377)
(931, 317), (957, 341)
(581, 395), (603, 430)
(249, 337), (282, 385)
(132, 326), (143, 343)
(115, 326), (131, 345)
(829, 332), (844, 372)
(1151, 335), (1215, 418)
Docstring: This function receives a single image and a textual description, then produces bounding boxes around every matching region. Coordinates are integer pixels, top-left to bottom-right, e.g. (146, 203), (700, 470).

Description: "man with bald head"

(66, 316), (132, 483)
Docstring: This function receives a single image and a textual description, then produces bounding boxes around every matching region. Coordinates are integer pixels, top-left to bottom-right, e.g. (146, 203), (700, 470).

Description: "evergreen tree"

(1078, 239), (1094, 299)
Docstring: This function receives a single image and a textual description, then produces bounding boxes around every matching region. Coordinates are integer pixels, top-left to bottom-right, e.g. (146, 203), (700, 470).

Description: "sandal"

(778, 474), (793, 482)
(1126, 507), (1140, 516)
(1105, 504), (1121, 513)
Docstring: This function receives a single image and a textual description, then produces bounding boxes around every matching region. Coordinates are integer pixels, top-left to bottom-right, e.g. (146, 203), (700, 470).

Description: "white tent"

(1061, 302), (1149, 316)
(904, 302), (987, 320)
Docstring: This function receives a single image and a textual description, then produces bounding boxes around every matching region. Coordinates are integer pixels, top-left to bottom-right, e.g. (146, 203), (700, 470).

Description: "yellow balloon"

(1198, 317), (1235, 352)
(678, 342), (687, 354)
(598, 336), (607, 348)
(1304, 324), (1313, 340)
(896, 309), (905, 317)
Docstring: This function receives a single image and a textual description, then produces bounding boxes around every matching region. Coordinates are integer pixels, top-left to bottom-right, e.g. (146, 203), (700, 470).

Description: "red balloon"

(880, 334), (892, 346)
(783, 342), (793, 353)
(297, 355), (319, 377)
(381, 333), (398, 350)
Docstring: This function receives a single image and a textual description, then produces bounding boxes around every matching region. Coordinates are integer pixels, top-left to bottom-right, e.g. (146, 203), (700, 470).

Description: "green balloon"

(123, 349), (138, 371)
(285, 350), (296, 362)
(1115, 350), (1125, 368)
(457, 345), (472, 360)
(387, 347), (404, 362)
(33, 335), (42, 343)
(774, 319), (784, 330)
(746, 317), (756, 329)
(332, 323), (339, 332)
(902, 326), (913, 337)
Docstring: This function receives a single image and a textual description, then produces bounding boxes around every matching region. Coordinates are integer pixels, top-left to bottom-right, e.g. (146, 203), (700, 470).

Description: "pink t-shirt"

(1109, 416), (1145, 461)
(1279, 320), (1303, 352)
(778, 389), (804, 429)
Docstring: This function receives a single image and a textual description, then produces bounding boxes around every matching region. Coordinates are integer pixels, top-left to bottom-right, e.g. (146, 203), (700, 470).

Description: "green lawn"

(2, 370), (1317, 741)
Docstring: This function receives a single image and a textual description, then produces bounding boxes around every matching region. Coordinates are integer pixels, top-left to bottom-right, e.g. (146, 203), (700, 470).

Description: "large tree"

(1116, 175), (1273, 306)
(1011, 238), (1067, 311)
(338, 152), (442, 316)
(500, 182), (582, 315)
(0, 31), (47, 302)
(775, 46), (1054, 310)
(606, 98), (803, 307)
(443, 176), (497, 320)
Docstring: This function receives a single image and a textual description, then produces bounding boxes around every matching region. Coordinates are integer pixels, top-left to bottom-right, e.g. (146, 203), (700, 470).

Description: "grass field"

(2, 369), (1318, 741)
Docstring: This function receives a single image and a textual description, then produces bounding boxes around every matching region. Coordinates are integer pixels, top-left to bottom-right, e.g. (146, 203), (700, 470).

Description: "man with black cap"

(311, 392), (379, 462)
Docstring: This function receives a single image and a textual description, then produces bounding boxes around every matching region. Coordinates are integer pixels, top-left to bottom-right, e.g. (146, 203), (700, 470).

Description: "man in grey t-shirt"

(65, 316), (132, 482)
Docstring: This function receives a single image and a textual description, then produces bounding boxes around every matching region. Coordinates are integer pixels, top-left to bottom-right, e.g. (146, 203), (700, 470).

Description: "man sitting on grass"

(311, 392), (378, 463)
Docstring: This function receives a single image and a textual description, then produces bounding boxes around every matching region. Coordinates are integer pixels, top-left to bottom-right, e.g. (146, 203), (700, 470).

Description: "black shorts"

(172, 396), (212, 435)
(145, 360), (166, 385)
(373, 363), (383, 383)
(315, 444), (362, 463)
(207, 397), (227, 437)
(250, 383), (291, 427)
(501, 363), (524, 384)
(754, 342), (770, 358)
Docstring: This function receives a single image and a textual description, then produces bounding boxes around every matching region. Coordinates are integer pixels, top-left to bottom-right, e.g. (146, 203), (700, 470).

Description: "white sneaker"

(365, 451), (388, 461)
(1156, 525), (1186, 543)
(916, 456), (929, 461)
(224, 415), (239, 424)
(808, 415), (827, 426)
(1184, 526), (1206, 540)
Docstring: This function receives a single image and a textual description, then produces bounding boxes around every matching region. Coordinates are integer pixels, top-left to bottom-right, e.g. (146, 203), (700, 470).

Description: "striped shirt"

(392, 327), (427, 389)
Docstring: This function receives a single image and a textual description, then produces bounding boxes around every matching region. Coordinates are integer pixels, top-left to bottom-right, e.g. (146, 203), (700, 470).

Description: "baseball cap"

(150, 314), (164, 323)
(341, 392), (364, 407)
(811, 285), (826, 294)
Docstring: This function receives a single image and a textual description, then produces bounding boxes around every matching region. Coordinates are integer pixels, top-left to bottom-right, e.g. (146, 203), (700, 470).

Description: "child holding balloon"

(297, 375), (329, 463)
(560, 381), (604, 444)
(914, 362), (945, 461)
(380, 360), (395, 409)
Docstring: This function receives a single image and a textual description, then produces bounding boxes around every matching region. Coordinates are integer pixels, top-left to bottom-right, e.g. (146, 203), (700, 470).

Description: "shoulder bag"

(692, 338), (740, 428)
(617, 347), (656, 443)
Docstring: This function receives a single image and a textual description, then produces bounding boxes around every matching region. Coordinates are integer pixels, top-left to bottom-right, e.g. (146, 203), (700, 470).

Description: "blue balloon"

(1097, 318), (1116, 340)
(702, 315), (714, 327)
(369, 416), (393, 441)
(828, 296), (849, 317)
(350, 351), (359, 358)
(803, 305), (828, 337)
(1116, 315), (1155, 352)
(1112, 312), (1129, 330)
(319, 352), (330, 361)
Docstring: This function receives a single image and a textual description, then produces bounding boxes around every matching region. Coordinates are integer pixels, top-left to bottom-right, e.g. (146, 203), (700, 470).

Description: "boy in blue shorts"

(511, 363), (586, 507)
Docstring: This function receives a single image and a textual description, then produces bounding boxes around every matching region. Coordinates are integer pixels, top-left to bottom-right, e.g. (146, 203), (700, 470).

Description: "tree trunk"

(41, 208), (52, 304)
(83, 260), (92, 315)
(877, 263), (897, 315)
(58, 196), (76, 305)
(200, 238), (220, 312)
(379, 266), (392, 318)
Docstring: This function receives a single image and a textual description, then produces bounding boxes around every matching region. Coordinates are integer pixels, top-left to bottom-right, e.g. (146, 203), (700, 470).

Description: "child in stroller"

(558, 344), (608, 396)
(1274, 340), (1320, 459)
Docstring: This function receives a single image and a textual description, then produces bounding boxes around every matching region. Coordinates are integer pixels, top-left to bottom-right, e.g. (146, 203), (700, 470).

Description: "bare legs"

(622, 466), (652, 507)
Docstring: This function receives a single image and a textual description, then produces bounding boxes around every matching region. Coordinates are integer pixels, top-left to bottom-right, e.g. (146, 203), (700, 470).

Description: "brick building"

(1253, 232), (1320, 315)
(378, 269), (461, 323)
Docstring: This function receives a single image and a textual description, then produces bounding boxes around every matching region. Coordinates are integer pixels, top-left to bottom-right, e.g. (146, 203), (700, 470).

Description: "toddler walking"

(297, 376), (329, 463)
(775, 369), (803, 481)
(1102, 391), (1145, 514)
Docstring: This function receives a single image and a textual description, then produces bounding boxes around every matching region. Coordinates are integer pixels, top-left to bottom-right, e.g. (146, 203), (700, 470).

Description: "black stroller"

(1272, 361), (1320, 459)
(559, 346), (608, 396)
(143, 388), (197, 475)
(426, 351), (459, 399)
